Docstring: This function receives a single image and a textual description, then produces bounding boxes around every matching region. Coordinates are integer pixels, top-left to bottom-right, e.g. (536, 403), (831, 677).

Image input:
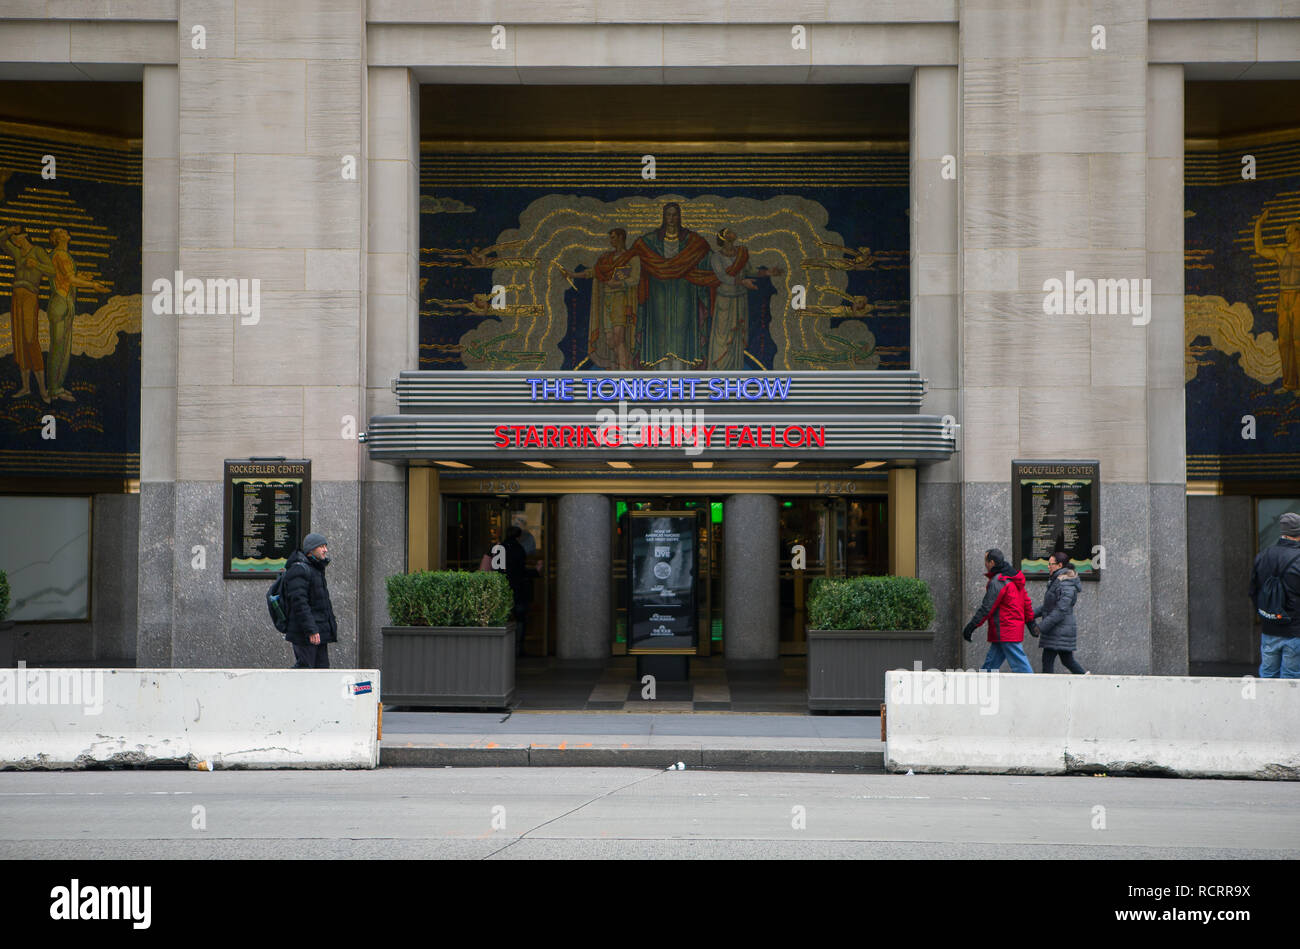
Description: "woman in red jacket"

(962, 548), (1036, 673)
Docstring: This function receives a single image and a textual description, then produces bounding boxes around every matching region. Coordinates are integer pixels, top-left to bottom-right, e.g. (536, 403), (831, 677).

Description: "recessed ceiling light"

(773, 461), (799, 469)
(607, 461), (633, 469)
(523, 461), (552, 469)
(692, 461), (713, 469)
(433, 460), (472, 468)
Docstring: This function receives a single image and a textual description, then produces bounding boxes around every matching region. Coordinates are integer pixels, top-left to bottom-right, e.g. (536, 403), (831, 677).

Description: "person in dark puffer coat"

(284, 531), (338, 669)
(1034, 551), (1088, 674)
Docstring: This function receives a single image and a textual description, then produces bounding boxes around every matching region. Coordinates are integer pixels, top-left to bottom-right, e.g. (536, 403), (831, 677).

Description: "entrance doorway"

(440, 491), (887, 660)
(443, 496), (554, 656)
(778, 496), (888, 653)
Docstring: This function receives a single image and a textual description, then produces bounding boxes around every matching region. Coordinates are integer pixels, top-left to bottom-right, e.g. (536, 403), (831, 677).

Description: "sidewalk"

(507, 656), (810, 712)
(380, 711), (886, 771)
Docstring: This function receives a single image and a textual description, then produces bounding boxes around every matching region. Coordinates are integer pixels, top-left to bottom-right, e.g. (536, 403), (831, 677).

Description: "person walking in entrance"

(1250, 511), (1300, 679)
(490, 525), (539, 657)
(1034, 552), (1088, 674)
(962, 548), (1035, 673)
(284, 532), (338, 669)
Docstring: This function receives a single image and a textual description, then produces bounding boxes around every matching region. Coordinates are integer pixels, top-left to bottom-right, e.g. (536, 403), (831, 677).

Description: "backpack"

(1255, 549), (1300, 624)
(267, 563), (305, 634)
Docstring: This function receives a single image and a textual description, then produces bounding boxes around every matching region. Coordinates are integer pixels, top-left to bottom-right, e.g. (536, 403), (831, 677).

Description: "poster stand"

(627, 510), (699, 682)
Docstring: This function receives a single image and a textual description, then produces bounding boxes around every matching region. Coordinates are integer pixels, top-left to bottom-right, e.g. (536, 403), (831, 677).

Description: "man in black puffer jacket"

(284, 531), (338, 669)
(1250, 512), (1300, 679)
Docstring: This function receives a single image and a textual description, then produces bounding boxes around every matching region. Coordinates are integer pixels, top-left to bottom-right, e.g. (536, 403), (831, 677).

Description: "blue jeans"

(981, 641), (1034, 673)
(1259, 632), (1300, 678)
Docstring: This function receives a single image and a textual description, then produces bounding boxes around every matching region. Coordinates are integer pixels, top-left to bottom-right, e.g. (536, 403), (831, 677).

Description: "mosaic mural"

(1186, 132), (1300, 481)
(0, 121), (141, 478)
(419, 150), (910, 373)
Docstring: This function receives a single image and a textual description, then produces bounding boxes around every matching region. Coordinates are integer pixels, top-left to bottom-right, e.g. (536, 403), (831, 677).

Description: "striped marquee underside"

(393, 370), (927, 413)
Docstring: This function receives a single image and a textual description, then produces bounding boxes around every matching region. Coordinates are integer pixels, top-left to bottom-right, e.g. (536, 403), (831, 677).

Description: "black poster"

(1012, 459), (1100, 581)
(223, 459), (311, 579)
(628, 512), (698, 652)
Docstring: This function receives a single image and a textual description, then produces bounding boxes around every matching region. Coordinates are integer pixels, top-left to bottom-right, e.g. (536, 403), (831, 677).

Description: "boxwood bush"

(807, 575), (935, 631)
(0, 569), (8, 622)
(386, 570), (513, 628)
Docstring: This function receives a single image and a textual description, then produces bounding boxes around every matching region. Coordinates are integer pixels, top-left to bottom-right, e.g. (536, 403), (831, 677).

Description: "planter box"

(0, 621), (13, 668)
(380, 624), (514, 708)
(807, 629), (934, 711)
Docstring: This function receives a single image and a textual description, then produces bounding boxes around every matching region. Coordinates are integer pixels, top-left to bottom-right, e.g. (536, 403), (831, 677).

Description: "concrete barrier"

(0, 668), (380, 770)
(884, 671), (1300, 779)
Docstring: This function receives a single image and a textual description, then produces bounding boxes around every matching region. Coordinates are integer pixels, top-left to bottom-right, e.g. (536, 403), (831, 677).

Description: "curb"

(380, 745), (885, 771)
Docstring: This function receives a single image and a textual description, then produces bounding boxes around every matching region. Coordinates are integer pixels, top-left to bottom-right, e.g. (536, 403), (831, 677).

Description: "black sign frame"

(1011, 459), (1101, 582)
(223, 458), (311, 579)
(626, 510), (699, 654)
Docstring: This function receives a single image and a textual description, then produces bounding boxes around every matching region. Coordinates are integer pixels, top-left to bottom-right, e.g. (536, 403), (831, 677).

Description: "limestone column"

(910, 65), (962, 667)
(557, 494), (611, 660)
(364, 66), (421, 666)
(171, 0), (366, 667)
(1146, 64), (1190, 674)
(724, 495), (778, 661)
(959, 1), (1158, 673)
(137, 63), (179, 667)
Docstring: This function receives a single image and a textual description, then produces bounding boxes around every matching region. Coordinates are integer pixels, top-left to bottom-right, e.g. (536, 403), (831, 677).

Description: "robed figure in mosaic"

(625, 203), (717, 369)
(3, 224), (53, 401)
(1254, 209), (1300, 392)
(566, 228), (640, 371)
(706, 227), (783, 370)
(47, 228), (111, 402)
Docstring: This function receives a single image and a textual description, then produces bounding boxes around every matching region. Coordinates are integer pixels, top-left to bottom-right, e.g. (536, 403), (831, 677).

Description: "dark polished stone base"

(637, 654), (690, 682)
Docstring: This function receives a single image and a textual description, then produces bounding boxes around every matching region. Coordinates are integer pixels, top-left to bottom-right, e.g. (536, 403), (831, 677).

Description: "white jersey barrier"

(884, 671), (1300, 780)
(0, 668), (380, 770)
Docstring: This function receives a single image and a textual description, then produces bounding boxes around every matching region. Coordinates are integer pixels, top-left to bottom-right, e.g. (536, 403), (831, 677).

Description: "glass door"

(443, 496), (553, 656)
(778, 495), (888, 653)
(779, 498), (832, 654)
(842, 497), (889, 577)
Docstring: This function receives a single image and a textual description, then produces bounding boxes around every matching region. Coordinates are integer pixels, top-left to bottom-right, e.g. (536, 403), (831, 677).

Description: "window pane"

(1258, 499), (1300, 552)
(0, 496), (91, 621)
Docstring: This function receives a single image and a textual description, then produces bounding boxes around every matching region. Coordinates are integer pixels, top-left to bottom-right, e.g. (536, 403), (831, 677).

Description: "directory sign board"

(224, 459), (311, 579)
(1012, 460), (1100, 580)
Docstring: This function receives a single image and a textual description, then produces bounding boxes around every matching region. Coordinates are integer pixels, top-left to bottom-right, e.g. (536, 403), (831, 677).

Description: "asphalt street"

(1, 767), (1297, 859)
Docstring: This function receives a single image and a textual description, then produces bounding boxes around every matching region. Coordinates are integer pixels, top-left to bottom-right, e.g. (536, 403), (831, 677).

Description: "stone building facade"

(1, 1), (1298, 675)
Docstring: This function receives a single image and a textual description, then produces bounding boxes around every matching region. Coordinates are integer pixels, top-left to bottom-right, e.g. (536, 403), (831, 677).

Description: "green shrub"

(385, 570), (513, 627)
(0, 569), (8, 622)
(807, 575), (935, 631)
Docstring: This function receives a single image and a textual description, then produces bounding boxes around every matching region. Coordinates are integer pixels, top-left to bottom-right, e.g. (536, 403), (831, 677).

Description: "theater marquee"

(363, 370), (956, 463)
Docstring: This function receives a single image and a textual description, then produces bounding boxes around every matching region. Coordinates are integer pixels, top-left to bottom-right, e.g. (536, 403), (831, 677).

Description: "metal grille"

(394, 370), (927, 413)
